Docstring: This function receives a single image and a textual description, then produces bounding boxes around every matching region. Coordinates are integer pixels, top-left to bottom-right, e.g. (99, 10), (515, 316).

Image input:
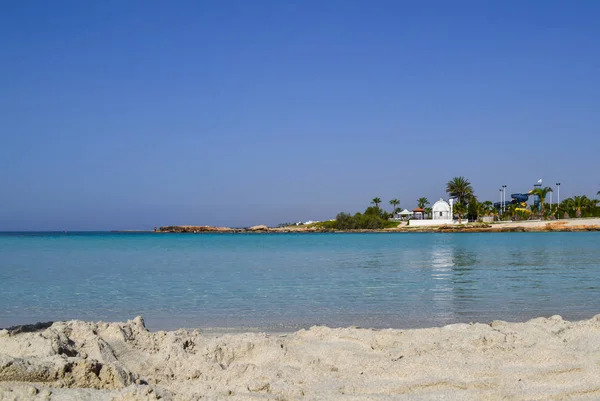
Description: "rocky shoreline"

(154, 221), (600, 234)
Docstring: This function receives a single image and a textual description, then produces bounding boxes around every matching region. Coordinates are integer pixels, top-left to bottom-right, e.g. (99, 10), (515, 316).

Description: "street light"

(556, 183), (561, 218)
(502, 185), (507, 214)
(499, 188), (503, 217)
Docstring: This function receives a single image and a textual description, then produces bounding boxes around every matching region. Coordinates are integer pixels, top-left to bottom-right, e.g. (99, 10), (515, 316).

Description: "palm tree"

(417, 197), (429, 209)
(587, 198), (599, 215)
(453, 202), (467, 223)
(559, 200), (570, 219)
(481, 200), (494, 215)
(476, 201), (493, 220)
(371, 198), (382, 208)
(530, 186), (552, 219)
(389, 198), (400, 214)
(529, 203), (538, 215)
(424, 207), (432, 219)
(515, 207), (532, 221)
(506, 203), (518, 220)
(446, 176), (474, 204)
(568, 195), (589, 218)
(548, 203), (559, 220)
(491, 207), (499, 220)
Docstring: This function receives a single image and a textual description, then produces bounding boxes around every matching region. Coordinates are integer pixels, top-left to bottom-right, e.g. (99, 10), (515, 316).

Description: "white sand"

(492, 217), (600, 229)
(2, 315), (600, 400)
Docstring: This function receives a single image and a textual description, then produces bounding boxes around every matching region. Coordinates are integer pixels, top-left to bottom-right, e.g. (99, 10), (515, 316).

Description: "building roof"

(432, 198), (451, 212)
(412, 208), (425, 212)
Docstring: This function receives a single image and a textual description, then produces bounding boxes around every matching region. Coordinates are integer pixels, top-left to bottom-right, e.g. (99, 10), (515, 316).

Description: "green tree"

(389, 198), (400, 214)
(364, 206), (386, 218)
(515, 207), (531, 221)
(548, 203), (559, 220)
(335, 208), (391, 230)
(481, 201), (494, 216)
(467, 196), (479, 221)
(490, 206), (499, 219)
(475, 201), (491, 220)
(423, 207), (432, 219)
(371, 198), (382, 208)
(453, 202), (467, 223)
(446, 176), (474, 204)
(564, 195), (589, 218)
(335, 213), (353, 229)
(417, 197), (429, 209)
(529, 203), (537, 215)
(531, 186), (553, 219)
(587, 198), (599, 216)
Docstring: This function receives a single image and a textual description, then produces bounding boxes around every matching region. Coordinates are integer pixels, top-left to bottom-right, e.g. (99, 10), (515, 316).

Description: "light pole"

(502, 185), (507, 214)
(556, 183), (561, 218)
(499, 188), (503, 218)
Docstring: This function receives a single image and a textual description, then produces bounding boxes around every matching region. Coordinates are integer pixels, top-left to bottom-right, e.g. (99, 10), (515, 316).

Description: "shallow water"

(1, 232), (599, 330)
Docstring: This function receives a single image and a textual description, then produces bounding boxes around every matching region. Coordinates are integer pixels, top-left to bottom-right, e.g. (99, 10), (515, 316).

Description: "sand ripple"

(2, 314), (600, 400)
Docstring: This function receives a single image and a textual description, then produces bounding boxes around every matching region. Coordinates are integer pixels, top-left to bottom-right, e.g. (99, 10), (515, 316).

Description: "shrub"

(315, 220), (338, 229)
(334, 209), (389, 230)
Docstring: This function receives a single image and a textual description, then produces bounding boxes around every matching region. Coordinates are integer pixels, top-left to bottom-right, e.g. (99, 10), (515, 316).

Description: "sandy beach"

(2, 315), (600, 400)
(492, 217), (600, 229)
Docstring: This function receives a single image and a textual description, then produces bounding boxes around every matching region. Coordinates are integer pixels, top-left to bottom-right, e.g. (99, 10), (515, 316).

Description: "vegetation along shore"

(155, 177), (600, 233)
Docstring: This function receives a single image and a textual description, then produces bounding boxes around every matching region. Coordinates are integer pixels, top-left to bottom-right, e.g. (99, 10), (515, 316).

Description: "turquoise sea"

(1, 232), (599, 331)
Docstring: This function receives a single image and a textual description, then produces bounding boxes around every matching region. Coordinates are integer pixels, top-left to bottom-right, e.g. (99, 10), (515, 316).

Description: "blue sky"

(1, 1), (599, 230)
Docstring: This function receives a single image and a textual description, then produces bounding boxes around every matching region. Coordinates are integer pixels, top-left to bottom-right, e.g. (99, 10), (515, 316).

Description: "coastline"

(3, 314), (600, 400)
(152, 218), (600, 234)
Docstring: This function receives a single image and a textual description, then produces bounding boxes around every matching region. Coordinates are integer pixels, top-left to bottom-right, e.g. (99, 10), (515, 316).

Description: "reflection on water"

(452, 248), (477, 268)
(430, 247), (454, 321)
(427, 244), (480, 323)
(507, 248), (550, 267)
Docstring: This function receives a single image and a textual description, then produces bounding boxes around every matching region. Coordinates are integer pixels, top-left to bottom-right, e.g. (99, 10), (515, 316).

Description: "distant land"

(135, 219), (600, 234)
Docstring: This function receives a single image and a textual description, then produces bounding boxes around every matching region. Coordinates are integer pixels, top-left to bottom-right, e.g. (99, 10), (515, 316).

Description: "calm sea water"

(1, 232), (599, 331)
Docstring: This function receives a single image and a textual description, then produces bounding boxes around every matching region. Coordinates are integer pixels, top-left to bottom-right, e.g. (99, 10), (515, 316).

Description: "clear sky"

(1, 1), (600, 230)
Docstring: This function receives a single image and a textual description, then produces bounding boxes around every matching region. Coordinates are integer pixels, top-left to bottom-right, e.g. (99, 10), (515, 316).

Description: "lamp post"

(499, 188), (503, 217)
(502, 185), (507, 214)
(556, 183), (561, 218)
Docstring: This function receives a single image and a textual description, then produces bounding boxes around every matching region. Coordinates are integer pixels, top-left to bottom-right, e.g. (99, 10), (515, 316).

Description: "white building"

(409, 198), (464, 227)
(432, 198), (452, 220)
(296, 220), (320, 225)
(398, 209), (412, 220)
